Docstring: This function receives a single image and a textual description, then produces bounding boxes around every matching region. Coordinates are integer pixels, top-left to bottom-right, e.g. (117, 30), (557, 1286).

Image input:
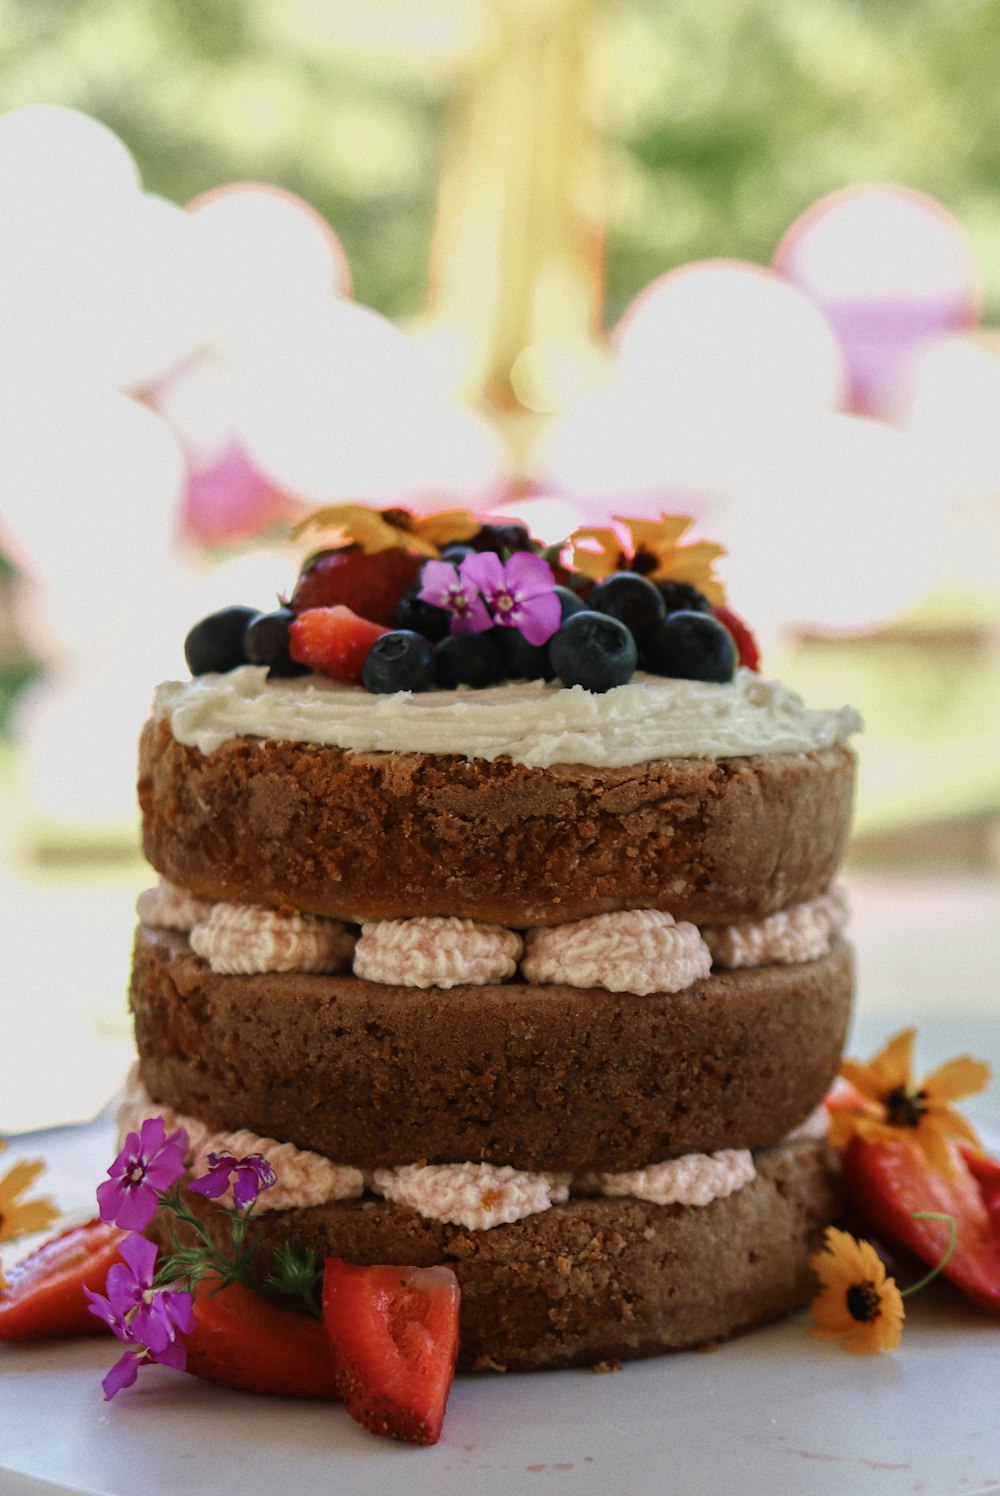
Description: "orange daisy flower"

(290, 504), (478, 558)
(568, 514), (727, 604)
(810, 1226), (905, 1354)
(829, 1028), (990, 1175)
(0, 1146), (59, 1244)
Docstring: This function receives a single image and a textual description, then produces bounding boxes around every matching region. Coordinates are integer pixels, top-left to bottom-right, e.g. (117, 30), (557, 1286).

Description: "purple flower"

(84, 1232), (195, 1401)
(188, 1150), (277, 1212)
(417, 559), (492, 634)
(459, 551), (561, 646)
(97, 1117), (189, 1231)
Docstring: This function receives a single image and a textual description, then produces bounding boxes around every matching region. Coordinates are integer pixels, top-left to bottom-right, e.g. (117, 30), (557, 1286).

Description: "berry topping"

(549, 611), (638, 693)
(394, 584), (452, 643)
(322, 1259), (461, 1446)
(658, 581), (713, 616)
(433, 632), (504, 689)
(184, 606), (258, 676)
(288, 606), (390, 685)
(289, 547), (422, 626)
(588, 572), (666, 637)
(642, 610), (737, 684)
(469, 522), (535, 556)
(713, 603), (761, 672)
(494, 626), (555, 682)
(439, 542), (476, 563)
(553, 584), (587, 621)
(244, 608), (310, 678)
(362, 630), (435, 693)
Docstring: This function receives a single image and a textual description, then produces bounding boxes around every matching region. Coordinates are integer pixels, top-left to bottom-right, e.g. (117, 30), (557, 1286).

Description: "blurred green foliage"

(0, 0), (998, 320)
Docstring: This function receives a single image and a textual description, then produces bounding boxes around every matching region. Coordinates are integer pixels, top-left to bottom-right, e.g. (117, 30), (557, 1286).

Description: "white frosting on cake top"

(154, 664), (861, 768)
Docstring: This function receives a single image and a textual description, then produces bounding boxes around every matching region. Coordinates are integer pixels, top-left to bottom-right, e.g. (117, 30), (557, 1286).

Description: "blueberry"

(588, 573), (666, 638)
(642, 610), (737, 683)
(549, 611), (637, 693)
(470, 522), (535, 556)
(494, 626), (555, 682)
(554, 585), (587, 621)
(184, 605), (258, 676)
(439, 542), (476, 563)
(658, 581), (712, 616)
(363, 630), (435, 693)
(394, 586), (451, 643)
(433, 633), (504, 689)
(244, 608), (310, 678)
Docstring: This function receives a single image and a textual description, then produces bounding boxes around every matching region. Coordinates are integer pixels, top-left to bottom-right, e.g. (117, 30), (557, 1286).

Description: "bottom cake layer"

(153, 1138), (839, 1372)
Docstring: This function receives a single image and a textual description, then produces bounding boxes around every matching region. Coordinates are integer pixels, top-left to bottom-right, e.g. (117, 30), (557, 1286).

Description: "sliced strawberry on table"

(184, 1278), (340, 1400)
(841, 1135), (1000, 1313)
(960, 1146), (1000, 1226)
(322, 1259), (461, 1446)
(288, 605), (390, 684)
(0, 1219), (125, 1340)
(713, 603), (760, 672)
(290, 547), (422, 627)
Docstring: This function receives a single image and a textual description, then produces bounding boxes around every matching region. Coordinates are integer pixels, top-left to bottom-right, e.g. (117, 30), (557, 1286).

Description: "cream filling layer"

(154, 665), (861, 768)
(141, 881), (848, 987)
(119, 1076), (758, 1229)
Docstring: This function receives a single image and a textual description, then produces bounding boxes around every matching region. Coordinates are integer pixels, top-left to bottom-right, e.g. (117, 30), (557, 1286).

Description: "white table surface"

(2, 1084), (1000, 1493)
(2, 869), (999, 1494)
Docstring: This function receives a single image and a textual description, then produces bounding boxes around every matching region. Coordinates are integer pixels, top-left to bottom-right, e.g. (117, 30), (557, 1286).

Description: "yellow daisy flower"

(810, 1226), (905, 1354)
(290, 504), (478, 558)
(0, 1153), (59, 1244)
(568, 514), (727, 604)
(829, 1028), (990, 1175)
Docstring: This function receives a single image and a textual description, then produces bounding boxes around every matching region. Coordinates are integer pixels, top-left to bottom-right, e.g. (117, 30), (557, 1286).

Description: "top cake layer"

(143, 665), (859, 926)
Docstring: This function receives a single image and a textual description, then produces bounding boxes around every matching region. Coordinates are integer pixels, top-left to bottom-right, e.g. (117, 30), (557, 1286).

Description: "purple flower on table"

(188, 1150), (277, 1213)
(459, 551), (561, 646)
(84, 1232), (195, 1401)
(97, 1117), (189, 1231)
(416, 559), (492, 634)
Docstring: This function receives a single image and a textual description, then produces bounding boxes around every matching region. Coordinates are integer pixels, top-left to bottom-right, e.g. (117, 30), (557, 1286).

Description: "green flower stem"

(150, 1186), (264, 1293)
(900, 1212), (959, 1298)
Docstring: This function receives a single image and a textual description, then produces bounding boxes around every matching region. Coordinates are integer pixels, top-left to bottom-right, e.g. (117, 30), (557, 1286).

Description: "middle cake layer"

(132, 926), (852, 1172)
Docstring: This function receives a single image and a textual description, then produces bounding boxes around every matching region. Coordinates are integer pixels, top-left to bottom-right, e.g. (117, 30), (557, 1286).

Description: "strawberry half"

(841, 1135), (1000, 1314)
(288, 606), (390, 684)
(713, 604), (760, 672)
(322, 1259), (460, 1445)
(289, 548), (422, 627)
(0, 1219), (126, 1340)
(184, 1279), (340, 1400)
(961, 1147), (1000, 1228)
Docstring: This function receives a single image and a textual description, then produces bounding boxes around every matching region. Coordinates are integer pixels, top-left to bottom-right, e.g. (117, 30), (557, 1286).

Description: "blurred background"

(1, 0), (998, 1131)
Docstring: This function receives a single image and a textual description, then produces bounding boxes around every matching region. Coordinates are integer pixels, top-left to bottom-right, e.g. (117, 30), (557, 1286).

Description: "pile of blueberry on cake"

(128, 506), (862, 1388)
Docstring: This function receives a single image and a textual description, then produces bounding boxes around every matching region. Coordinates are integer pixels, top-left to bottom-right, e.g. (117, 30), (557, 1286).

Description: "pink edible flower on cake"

(189, 1150), (277, 1212)
(417, 559), (492, 633)
(459, 551), (561, 645)
(84, 1233), (195, 1399)
(96, 1116), (188, 1231)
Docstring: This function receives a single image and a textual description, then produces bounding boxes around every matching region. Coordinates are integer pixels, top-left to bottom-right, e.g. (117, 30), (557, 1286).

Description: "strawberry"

(184, 1279), (340, 1400)
(322, 1259), (460, 1445)
(289, 548), (422, 627)
(713, 604), (760, 672)
(961, 1147), (1000, 1227)
(288, 606), (390, 684)
(0, 1219), (125, 1340)
(841, 1135), (1000, 1313)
